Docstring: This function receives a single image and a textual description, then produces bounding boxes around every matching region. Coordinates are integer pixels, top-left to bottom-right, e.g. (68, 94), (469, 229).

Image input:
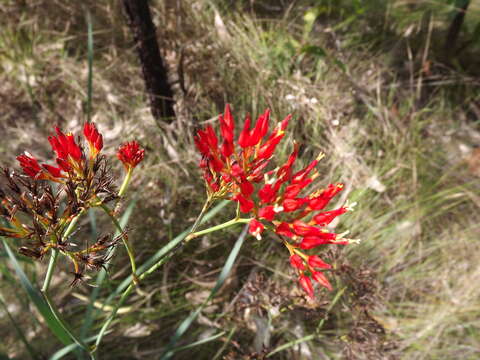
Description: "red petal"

(308, 184), (344, 210)
(282, 198), (306, 212)
(205, 126), (219, 149)
(233, 194), (254, 213)
(313, 208), (347, 226)
(248, 218), (264, 239)
(42, 164), (63, 178)
(258, 206), (275, 221)
(311, 271), (332, 291)
(258, 183), (277, 204)
(248, 111), (268, 147)
(275, 222), (294, 237)
(307, 255), (332, 269)
(238, 114), (251, 148)
(239, 178), (254, 198)
(299, 275), (314, 298)
(299, 234), (337, 250)
(220, 104), (234, 142)
(290, 254), (305, 270)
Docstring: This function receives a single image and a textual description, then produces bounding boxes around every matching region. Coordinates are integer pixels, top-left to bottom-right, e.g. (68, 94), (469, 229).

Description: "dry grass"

(1, 0), (480, 359)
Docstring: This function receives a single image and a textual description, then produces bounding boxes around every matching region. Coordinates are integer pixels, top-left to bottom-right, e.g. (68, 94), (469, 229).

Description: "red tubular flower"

(307, 255), (332, 269)
(17, 153), (42, 178)
(290, 254), (305, 270)
(282, 198), (307, 212)
(48, 126), (83, 163)
(299, 275), (314, 298)
(258, 206), (275, 221)
(258, 183), (277, 204)
(308, 183), (344, 211)
(311, 271), (333, 291)
(313, 207), (347, 226)
(83, 122), (103, 157)
(275, 222), (294, 238)
(117, 141), (145, 170)
(42, 164), (63, 178)
(233, 194), (254, 213)
(300, 234), (338, 250)
(17, 153), (63, 180)
(238, 114), (252, 149)
(249, 218), (264, 240)
(239, 178), (254, 198)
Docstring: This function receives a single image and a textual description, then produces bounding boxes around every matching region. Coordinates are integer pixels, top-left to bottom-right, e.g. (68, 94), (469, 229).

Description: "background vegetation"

(1, 0), (479, 359)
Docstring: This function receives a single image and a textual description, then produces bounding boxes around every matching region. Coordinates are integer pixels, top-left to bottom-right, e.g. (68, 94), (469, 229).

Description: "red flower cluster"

(16, 123), (144, 181)
(117, 141), (145, 171)
(195, 105), (357, 297)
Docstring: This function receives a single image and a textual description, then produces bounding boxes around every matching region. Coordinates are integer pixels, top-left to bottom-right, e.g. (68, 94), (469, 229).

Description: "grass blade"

(86, 11), (93, 122)
(79, 200), (136, 341)
(106, 200), (229, 303)
(168, 331), (226, 353)
(50, 334), (99, 360)
(160, 223), (248, 359)
(92, 200), (230, 351)
(2, 239), (72, 346)
(266, 334), (316, 358)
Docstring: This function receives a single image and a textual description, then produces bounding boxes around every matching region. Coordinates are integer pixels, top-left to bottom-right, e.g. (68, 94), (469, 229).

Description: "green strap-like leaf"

(2, 240), (72, 346)
(160, 223), (248, 359)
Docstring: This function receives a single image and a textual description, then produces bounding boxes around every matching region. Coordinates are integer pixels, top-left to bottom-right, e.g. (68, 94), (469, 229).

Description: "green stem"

(98, 203), (138, 284)
(41, 249), (59, 293)
(93, 199), (215, 352)
(41, 210), (85, 293)
(118, 168), (133, 197)
(190, 198), (213, 234)
(186, 217), (250, 241)
(40, 209), (92, 356)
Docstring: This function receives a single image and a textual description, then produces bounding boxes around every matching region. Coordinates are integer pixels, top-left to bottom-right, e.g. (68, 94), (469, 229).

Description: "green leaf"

(266, 334), (316, 358)
(80, 200), (136, 341)
(301, 45), (327, 58)
(2, 239), (72, 346)
(168, 331), (226, 352)
(160, 223), (248, 359)
(92, 200), (230, 351)
(107, 200), (229, 302)
(86, 11), (93, 122)
(49, 334), (98, 360)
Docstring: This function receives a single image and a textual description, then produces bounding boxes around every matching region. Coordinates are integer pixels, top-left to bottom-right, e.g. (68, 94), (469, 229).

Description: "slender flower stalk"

(98, 202), (138, 284)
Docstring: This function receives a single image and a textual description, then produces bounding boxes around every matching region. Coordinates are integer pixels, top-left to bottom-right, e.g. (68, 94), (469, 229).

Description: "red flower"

(248, 218), (264, 240)
(42, 164), (63, 178)
(48, 126), (82, 163)
(307, 255), (332, 269)
(290, 254), (305, 270)
(194, 104), (357, 297)
(299, 234), (337, 250)
(299, 275), (314, 298)
(194, 104), (291, 202)
(117, 141), (145, 170)
(83, 122), (103, 157)
(17, 153), (63, 180)
(311, 271), (333, 291)
(17, 153), (42, 178)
